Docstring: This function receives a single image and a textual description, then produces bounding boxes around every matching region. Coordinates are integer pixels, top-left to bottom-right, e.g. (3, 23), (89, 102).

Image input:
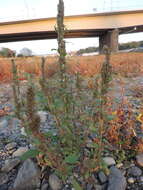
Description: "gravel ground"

(0, 75), (143, 190)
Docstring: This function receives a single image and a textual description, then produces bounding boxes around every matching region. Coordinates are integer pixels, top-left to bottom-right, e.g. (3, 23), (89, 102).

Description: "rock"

(139, 181), (143, 187)
(5, 142), (17, 150)
(41, 183), (49, 190)
(128, 177), (135, 184)
(103, 157), (116, 166)
(20, 127), (27, 136)
(86, 184), (93, 190)
(136, 154), (143, 167)
(0, 120), (8, 129)
(1, 158), (20, 173)
(140, 176), (143, 182)
(12, 147), (28, 157)
(98, 171), (108, 184)
(8, 149), (16, 154)
(0, 184), (8, 190)
(49, 174), (62, 190)
(0, 173), (8, 185)
(107, 166), (127, 190)
(12, 118), (21, 128)
(128, 166), (142, 177)
(116, 163), (123, 168)
(37, 111), (48, 123)
(13, 159), (40, 190)
(94, 185), (102, 190)
(91, 174), (99, 184)
(121, 170), (126, 176)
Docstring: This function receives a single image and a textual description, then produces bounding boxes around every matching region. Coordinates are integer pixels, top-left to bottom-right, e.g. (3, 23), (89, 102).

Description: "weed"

(11, 0), (143, 188)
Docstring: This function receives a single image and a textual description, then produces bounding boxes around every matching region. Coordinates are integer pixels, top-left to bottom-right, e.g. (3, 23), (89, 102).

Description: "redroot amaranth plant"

(57, 0), (67, 88)
(101, 45), (112, 95)
(95, 45), (112, 168)
(11, 59), (22, 119)
(12, 0), (113, 188)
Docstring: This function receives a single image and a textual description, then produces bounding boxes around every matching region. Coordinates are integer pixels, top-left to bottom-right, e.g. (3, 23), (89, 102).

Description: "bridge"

(0, 9), (143, 53)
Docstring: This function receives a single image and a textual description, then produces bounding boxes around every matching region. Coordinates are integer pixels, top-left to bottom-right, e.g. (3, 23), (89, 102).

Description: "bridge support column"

(99, 29), (119, 53)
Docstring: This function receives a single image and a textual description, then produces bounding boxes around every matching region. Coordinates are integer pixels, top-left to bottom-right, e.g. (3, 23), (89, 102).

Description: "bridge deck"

(0, 10), (142, 42)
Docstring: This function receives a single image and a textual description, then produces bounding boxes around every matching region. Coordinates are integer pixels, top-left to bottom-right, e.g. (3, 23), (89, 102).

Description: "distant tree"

(17, 54), (24, 57)
(76, 41), (143, 55)
(119, 41), (142, 50)
(76, 46), (99, 55)
(0, 47), (16, 57)
(19, 48), (32, 57)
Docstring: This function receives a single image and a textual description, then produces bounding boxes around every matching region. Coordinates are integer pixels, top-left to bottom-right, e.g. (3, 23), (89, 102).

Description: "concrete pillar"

(99, 29), (119, 53)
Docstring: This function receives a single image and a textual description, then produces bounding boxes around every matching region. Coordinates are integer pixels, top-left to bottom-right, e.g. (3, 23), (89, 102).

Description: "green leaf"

(64, 153), (79, 164)
(72, 178), (82, 190)
(44, 131), (59, 143)
(20, 149), (40, 161)
(106, 114), (116, 121)
(51, 48), (57, 51)
(24, 127), (32, 136)
(44, 131), (53, 137)
(84, 172), (90, 180)
(32, 138), (41, 145)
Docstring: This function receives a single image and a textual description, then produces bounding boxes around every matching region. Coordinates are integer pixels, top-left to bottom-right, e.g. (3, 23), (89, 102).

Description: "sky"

(0, 0), (143, 55)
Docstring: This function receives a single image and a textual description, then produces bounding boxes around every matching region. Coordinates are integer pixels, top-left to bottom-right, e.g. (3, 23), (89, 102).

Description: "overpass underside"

(0, 29), (107, 43)
(0, 26), (142, 53)
(0, 10), (143, 53)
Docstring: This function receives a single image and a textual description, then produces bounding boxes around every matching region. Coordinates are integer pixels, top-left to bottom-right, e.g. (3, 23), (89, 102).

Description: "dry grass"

(0, 52), (143, 82)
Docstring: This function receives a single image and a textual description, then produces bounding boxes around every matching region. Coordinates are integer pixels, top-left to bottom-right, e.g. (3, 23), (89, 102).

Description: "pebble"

(37, 111), (48, 123)
(139, 182), (143, 186)
(139, 176), (143, 182)
(128, 177), (135, 184)
(128, 166), (142, 177)
(49, 174), (62, 190)
(12, 118), (21, 128)
(94, 185), (102, 190)
(5, 142), (17, 151)
(0, 120), (8, 129)
(0, 184), (8, 190)
(107, 166), (127, 190)
(41, 183), (49, 190)
(136, 154), (143, 167)
(12, 147), (28, 157)
(116, 163), (123, 168)
(98, 171), (108, 184)
(91, 174), (99, 184)
(1, 158), (20, 173)
(13, 159), (40, 190)
(20, 127), (27, 136)
(103, 157), (116, 166)
(8, 149), (16, 155)
(0, 173), (8, 185)
(86, 184), (93, 190)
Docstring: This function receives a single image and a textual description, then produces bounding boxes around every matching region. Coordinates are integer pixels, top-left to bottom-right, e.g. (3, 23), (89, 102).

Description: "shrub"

(0, 47), (16, 57)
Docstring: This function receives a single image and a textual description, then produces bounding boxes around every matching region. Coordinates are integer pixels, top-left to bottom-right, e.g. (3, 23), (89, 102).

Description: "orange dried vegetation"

(0, 52), (143, 82)
(106, 97), (136, 150)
